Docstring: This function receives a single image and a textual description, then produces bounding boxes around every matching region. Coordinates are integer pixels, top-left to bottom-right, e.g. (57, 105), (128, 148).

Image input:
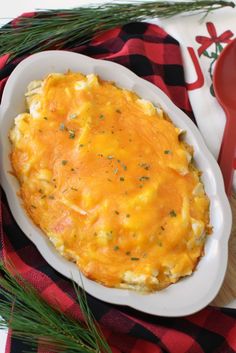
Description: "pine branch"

(0, 263), (112, 353)
(0, 1), (234, 63)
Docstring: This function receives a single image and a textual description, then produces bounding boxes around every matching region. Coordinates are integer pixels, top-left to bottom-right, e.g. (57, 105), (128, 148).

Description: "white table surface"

(0, 1), (235, 352)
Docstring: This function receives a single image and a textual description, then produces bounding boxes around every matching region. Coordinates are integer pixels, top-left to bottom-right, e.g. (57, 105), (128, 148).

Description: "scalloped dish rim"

(0, 50), (232, 317)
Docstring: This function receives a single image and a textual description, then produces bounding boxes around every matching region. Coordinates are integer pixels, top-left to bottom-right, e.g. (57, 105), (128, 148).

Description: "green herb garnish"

(59, 123), (67, 131)
(61, 160), (68, 165)
(69, 113), (77, 119)
(69, 130), (75, 139)
(139, 176), (149, 181)
(120, 177), (125, 181)
(113, 245), (119, 251)
(164, 150), (172, 154)
(169, 210), (177, 217)
(139, 163), (150, 170)
(114, 210), (119, 215)
(131, 257), (139, 261)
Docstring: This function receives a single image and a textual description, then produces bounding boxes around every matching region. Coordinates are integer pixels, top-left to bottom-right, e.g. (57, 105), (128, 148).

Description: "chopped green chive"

(139, 163), (150, 170)
(69, 113), (77, 119)
(169, 210), (177, 217)
(69, 130), (75, 139)
(131, 257), (139, 261)
(139, 176), (149, 181)
(121, 163), (127, 171)
(59, 123), (65, 131)
(126, 214), (130, 218)
(114, 167), (119, 174)
(114, 210), (119, 215)
(157, 240), (163, 247)
(43, 117), (48, 120)
(106, 231), (113, 238)
(99, 114), (104, 119)
(79, 144), (84, 148)
(164, 150), (172, 154)
(113, 245), (119, 251)
(62, 160), (68, 165)
(120, 177), (125, 181)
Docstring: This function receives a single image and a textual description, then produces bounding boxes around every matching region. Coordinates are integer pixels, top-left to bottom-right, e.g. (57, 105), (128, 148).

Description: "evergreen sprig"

(0, 263), (112, 353)
(0, 1), (234, 63)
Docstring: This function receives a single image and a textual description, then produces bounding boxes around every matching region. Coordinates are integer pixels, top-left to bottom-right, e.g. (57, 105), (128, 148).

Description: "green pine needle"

(0, 1), (234, 63)
(0, 262), (112, 353)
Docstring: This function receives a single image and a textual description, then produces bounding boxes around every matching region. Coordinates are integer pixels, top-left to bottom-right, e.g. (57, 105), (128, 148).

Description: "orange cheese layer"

(10, 72), (210, 291)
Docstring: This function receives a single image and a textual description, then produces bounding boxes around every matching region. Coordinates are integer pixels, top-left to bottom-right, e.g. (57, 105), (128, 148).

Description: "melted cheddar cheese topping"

(10, 72), (210, 291)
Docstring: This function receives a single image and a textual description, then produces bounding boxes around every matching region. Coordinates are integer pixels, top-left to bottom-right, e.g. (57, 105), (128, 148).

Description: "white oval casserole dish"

(0, 50), (232, 317)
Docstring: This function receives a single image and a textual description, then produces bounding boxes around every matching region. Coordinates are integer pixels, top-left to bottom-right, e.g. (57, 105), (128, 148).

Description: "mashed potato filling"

(10, 72), (211, 291)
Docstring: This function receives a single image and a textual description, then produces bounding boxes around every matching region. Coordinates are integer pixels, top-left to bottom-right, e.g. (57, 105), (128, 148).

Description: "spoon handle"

(218, 109), (236, 197)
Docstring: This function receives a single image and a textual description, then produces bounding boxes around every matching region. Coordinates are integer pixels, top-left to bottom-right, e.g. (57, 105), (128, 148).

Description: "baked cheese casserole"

(10, 71), (211, 291)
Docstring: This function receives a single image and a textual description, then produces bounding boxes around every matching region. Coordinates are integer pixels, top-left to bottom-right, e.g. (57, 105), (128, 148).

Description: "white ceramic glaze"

(0, 51), (232, 317)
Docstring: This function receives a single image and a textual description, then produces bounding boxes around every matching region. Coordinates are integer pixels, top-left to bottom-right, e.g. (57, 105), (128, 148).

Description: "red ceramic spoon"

(213, 38), (236, 197)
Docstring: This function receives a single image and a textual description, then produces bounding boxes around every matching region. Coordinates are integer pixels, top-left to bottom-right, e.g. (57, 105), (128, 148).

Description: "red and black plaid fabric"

(0, 18), (236, 353)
